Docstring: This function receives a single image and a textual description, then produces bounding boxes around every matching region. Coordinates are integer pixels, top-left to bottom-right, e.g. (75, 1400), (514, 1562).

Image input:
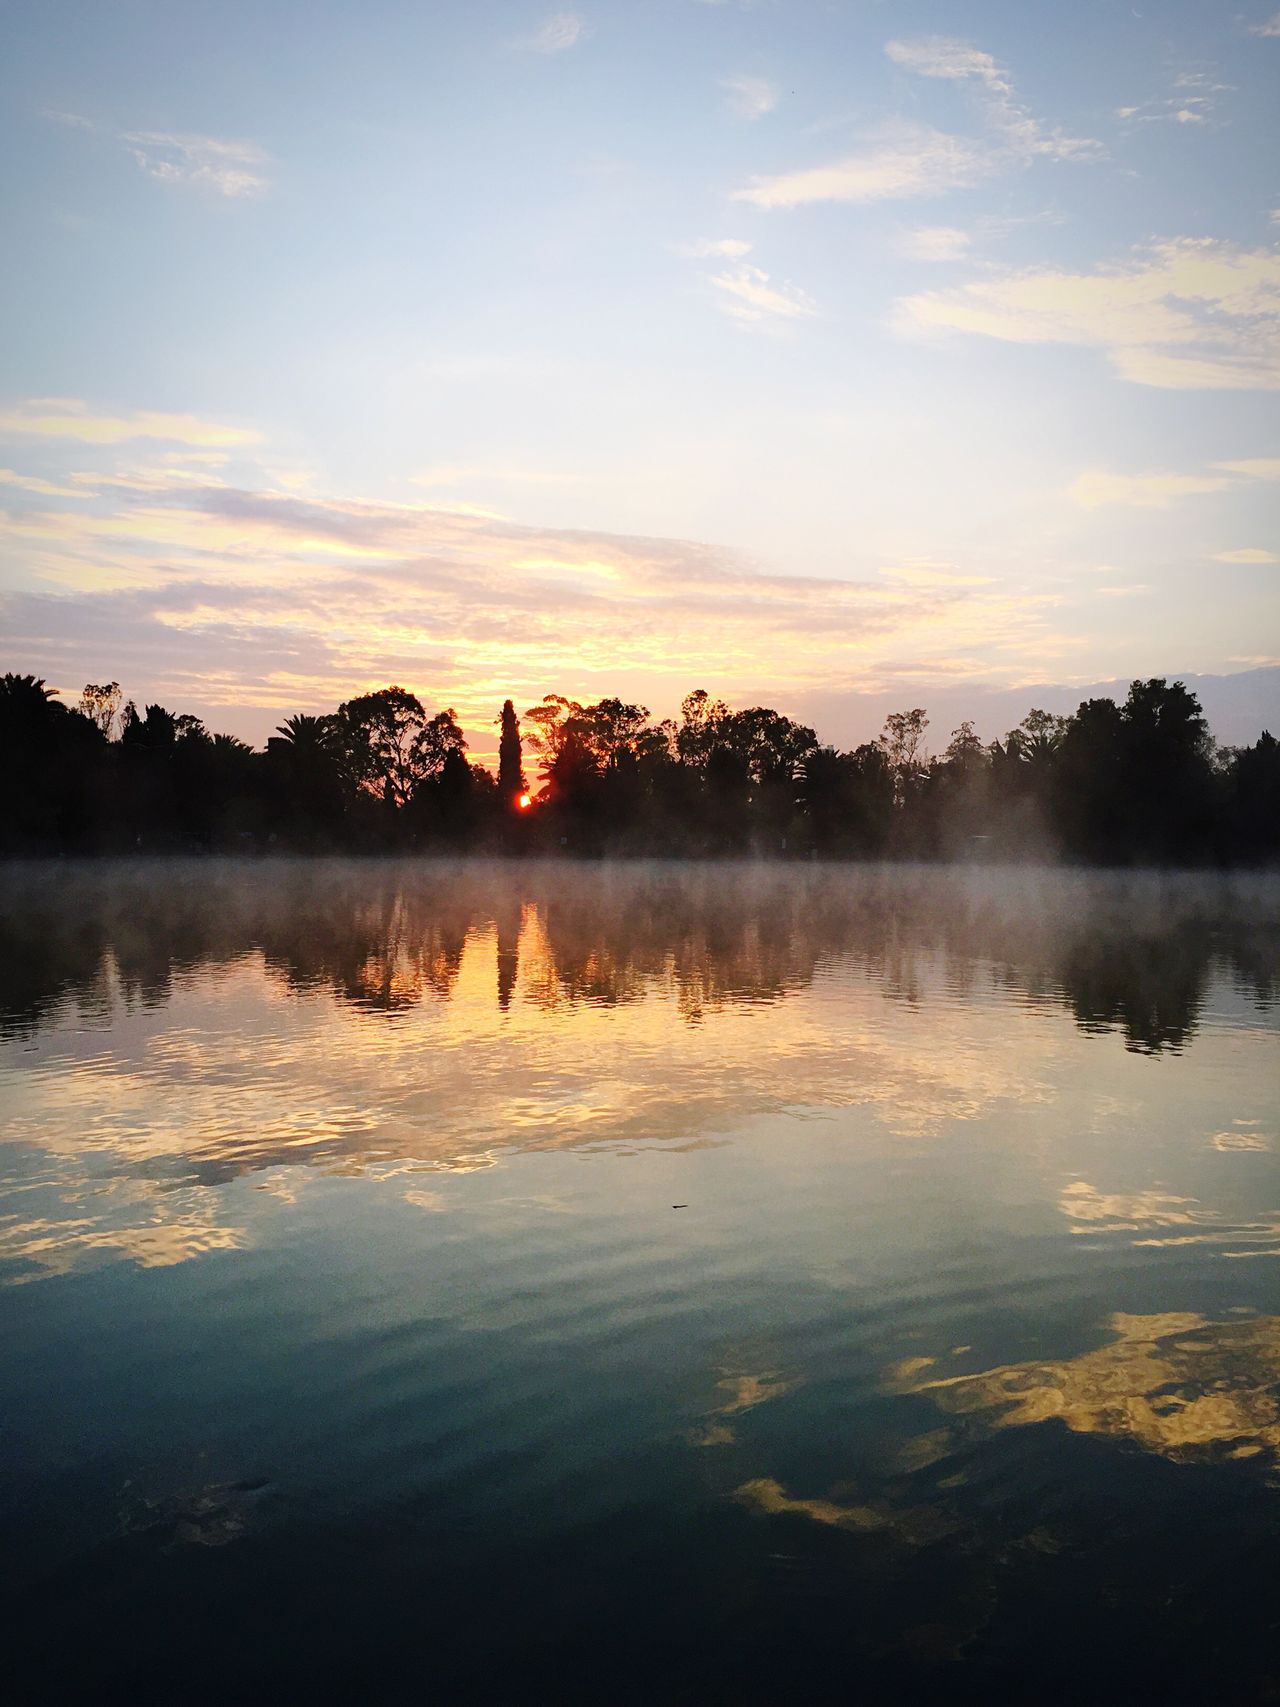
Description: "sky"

(1, 0), (1278, 759)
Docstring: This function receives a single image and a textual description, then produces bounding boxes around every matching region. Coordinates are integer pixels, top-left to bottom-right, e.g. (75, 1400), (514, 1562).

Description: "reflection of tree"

(0, 863), (1274, 1055)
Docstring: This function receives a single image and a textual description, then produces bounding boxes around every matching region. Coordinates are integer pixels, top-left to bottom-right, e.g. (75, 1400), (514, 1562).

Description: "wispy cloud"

(720, 73), (778, 121)
(899, 225), (972, 262)
(1070, 470), (1236, 509)
(1115, 70), (1233, 129)
(884, 35), (1100, 163)
(734, 124), (990, 209)
(1071, 457), (1280, 507)
(1213, 548), (1279, 564)
(736, 37), (1096, 211)
(1216, 456), (1280, 480)
(676, 237), (753, 258)
(43, 110), (270, 197)
(42, 108), (94, 131)
(0, 468), (86, 498)
(896, 239), (1280, 390)
(0, 399), (262, 446)
(708, 264), (816, 323)
(511, 12), (587, 54)
(121, 131), (270, 197)
(1247, 10), (1280, 38)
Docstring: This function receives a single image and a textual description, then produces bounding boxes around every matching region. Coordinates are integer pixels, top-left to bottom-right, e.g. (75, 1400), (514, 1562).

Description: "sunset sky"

(2, 0), (1278, 758)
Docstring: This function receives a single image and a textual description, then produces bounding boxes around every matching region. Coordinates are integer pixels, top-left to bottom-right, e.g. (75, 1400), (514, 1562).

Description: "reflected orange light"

(517, 793), (532, 810)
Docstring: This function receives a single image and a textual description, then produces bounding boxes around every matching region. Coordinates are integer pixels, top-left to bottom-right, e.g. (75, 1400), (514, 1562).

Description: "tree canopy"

(0, 670), (1274, 864)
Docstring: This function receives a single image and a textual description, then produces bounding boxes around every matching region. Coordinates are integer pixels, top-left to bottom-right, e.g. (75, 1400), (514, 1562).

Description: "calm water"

(2, 860), (1278, 1703)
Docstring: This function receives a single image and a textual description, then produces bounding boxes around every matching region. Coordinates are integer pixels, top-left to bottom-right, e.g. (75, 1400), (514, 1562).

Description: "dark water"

(1, 860), (1278, 1703)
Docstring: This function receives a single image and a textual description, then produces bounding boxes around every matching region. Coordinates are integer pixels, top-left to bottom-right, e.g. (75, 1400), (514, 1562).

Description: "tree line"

(1, 671), (1276, 862)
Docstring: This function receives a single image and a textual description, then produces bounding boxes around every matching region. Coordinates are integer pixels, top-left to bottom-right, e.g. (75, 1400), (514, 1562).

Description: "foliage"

(0, 670), (1274, 864)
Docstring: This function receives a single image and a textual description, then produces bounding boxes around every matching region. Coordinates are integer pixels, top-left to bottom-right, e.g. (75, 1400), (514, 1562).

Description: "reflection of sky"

(0, 866), (1275, 1287)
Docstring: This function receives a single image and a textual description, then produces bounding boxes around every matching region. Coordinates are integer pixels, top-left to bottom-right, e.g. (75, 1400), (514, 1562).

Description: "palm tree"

(274, 712), (336, 752)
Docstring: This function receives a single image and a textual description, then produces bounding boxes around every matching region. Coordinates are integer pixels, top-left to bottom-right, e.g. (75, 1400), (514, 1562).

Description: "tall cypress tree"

(498, 699), (526, 806)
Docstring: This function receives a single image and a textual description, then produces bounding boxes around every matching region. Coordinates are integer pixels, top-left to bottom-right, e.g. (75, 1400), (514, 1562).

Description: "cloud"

(1213, 548), (1279, 564)
(42, 110), (270, 198)
(721, 73), (778, 121)
(734, 124), (991, 209)
(1115, 70), (1233, 129)
(1070, 469), (1236, 508)
(411, 463), (578, 487)
(121, 132), (269, 197)
(0, 399), (261, 446)
(0, 472), (1064, 740)
(1248, 10), (1280, 37)
(675, 237), (753, 258)
(885, 35), (1100, 163)
(0, 468), (86, 498)
(511, 12), (587, 54)
(1215, 457), (1280, 480)
(42, 108), (94, 130)
(736, 38), (1097, 212)
(896, 239), (1280, 390)
(900, 225), (972, 261)
(708, 263), (816, 323)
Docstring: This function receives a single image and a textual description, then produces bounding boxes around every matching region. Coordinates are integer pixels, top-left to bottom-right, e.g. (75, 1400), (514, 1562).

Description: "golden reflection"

(0, 863), (1274, 1280)
(694, 1370), (798, 1446)
(735, 1477), (952, 1544)
(887, 1312), (1280, 1466)
(0, 1206), (247, 1282)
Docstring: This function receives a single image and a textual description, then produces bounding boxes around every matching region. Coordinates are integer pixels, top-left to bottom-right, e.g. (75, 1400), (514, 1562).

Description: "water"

(1, 860), (1277, 1703)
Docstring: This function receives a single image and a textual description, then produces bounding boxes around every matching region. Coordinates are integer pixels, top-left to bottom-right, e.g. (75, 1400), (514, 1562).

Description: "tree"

(498, 699), (526, 806)
(77, 681), (122, 739)
(335, 686), (430, 808)
(676, 689), (729, 769)
(878, 709), (929, 806)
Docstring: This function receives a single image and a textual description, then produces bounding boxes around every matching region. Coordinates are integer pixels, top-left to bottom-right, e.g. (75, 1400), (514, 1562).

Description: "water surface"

(2, 860), (1278, 1702)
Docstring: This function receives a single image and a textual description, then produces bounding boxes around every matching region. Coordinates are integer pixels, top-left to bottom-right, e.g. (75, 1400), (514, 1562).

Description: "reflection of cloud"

(736, 1477), (952, 1543)
(403, 1188), (449, 1212)
(1, 863), (1268, 1288)
(694, 1369), (798, 1445)
(888, 1313), (1280, 1465)
(0, 1203), (247, 1284)
(1059, 1179), (1280, 1254)
(1058, 1179), (1208, 1232)
(1211, 1124), (1270, 1152)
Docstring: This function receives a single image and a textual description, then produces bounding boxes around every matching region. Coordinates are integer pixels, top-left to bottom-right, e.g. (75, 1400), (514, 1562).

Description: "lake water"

(2, 860), (1278, 1703)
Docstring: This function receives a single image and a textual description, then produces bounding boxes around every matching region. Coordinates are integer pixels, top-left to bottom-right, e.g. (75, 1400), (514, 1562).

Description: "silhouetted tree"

(498, 699), (526, 809)
(0, 668), (1273, 863)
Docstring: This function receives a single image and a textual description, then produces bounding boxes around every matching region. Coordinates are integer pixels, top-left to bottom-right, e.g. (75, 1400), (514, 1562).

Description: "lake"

(1, 860), (1277, 1703)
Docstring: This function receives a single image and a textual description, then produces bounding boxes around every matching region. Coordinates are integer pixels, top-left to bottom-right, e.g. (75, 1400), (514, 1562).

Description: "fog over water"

(1, 860), (1278, 1701)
